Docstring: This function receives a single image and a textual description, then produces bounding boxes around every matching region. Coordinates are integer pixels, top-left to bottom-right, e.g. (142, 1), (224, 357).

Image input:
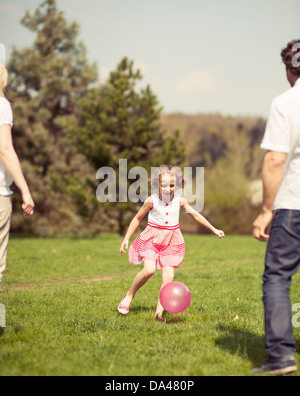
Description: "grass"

(0, 234), (299, 376)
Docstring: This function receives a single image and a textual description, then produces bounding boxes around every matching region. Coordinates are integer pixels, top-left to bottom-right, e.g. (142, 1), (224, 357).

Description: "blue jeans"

(263, 209), (300, 360)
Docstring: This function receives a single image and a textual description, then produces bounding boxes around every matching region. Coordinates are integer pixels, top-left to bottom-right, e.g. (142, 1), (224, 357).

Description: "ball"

(159, 281), (191, 314)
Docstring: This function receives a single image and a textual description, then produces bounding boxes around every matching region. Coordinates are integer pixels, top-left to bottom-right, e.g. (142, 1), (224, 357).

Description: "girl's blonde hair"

(150, 164), (186, 190)
(0, 63), (8, 97)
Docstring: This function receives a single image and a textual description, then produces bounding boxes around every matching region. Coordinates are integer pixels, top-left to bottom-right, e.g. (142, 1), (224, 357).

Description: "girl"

(0, 64), (34, 289)
(119, 165), (224, 320)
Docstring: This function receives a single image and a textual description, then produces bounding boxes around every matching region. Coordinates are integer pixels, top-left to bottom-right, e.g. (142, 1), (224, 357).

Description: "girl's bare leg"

(121, 260), (157, 306)
(155, 266), (175, 319)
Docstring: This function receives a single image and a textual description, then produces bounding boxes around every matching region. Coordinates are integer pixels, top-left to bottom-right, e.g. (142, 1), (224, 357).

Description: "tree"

(7, 0), (101, 236)
(70, 57), (186, 234)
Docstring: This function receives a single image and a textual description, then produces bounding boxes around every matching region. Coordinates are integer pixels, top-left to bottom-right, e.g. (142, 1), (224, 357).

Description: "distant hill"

(161, 112), (266, 168)
(160, 112), (267, 234)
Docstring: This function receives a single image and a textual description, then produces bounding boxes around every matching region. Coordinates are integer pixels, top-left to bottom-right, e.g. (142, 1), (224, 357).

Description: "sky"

(0, 0), (299, 117)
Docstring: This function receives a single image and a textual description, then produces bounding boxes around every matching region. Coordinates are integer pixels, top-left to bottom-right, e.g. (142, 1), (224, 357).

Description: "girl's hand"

(120, 239), (129, 255)
(214, 229), (225, 239)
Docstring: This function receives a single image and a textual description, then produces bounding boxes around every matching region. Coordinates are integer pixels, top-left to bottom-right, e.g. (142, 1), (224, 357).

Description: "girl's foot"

(118, 293), (132, 315)
(155, 311), (166, 322)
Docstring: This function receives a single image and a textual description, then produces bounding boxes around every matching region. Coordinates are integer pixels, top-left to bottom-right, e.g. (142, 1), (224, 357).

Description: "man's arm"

(253, 151), (287, 241)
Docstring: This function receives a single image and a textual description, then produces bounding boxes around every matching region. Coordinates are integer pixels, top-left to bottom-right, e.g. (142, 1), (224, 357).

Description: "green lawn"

(0, 235), (299, 376)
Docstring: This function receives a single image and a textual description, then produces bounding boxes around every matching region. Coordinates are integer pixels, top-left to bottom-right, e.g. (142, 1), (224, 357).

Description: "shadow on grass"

(130, 305), (155, 313)
(121, 305), (188, 324)
(215, 324), (267, 367)
(165, 316), (187, 324)
(0, 327), (5, 336)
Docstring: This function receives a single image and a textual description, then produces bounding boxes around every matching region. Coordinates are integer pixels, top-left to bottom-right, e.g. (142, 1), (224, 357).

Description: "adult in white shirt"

(0, 64), (34, 289)
(253, 40), (300, 375)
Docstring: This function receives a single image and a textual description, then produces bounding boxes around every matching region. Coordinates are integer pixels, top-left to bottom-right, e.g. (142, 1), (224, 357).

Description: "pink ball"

(159, 282), (191, 314)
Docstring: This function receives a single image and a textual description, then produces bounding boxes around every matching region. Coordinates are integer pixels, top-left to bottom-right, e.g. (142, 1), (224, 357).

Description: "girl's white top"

(0, 97), (13, 195)
(148, 193), (181, 229)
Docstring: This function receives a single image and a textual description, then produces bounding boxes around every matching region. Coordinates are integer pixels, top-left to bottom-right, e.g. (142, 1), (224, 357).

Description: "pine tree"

(7, 0), (101, 236)
(70, 57), (186, 234)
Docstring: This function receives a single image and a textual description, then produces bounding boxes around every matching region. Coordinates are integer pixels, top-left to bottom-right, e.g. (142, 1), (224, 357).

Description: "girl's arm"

(181, 198), (225, 239)
(120, 197), (153, 255)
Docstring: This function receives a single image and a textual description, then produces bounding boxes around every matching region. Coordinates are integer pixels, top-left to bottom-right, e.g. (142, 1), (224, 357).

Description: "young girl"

(119, 165), (224, 320)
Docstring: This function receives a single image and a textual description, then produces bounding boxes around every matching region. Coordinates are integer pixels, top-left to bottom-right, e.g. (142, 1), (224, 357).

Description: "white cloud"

(175, 69), (218, 95)
(96, 63), (222, 114)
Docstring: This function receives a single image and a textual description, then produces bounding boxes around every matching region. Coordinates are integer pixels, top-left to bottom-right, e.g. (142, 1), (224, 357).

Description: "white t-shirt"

(261, 78), (300, 210)
(0, 97), (14, 195)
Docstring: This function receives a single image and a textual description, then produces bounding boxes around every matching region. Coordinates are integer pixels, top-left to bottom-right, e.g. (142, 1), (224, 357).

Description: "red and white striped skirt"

(128, 224), (185, 269)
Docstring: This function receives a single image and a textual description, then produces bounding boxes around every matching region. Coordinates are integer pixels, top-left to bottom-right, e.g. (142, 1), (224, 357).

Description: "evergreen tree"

(7, 0), (101, 236)
(70, 57), (186, 234)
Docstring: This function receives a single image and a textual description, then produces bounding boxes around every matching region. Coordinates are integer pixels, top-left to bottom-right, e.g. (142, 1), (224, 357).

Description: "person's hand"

(253, 210), (273, 242)
(214, 229), (225, 239)
(120, 239), (129, 255)
(21, 191), (35, 216)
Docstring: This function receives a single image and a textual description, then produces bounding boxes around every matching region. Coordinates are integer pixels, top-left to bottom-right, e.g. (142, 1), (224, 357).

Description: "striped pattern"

(147, 221), (179, 231)
(128, 225), (185, 270)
